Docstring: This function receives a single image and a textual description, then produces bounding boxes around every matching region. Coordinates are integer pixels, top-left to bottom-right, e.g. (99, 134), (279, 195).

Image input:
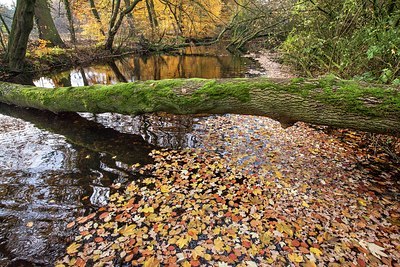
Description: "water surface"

(0, 47), (264, 266)
(33, 46), (263, 88)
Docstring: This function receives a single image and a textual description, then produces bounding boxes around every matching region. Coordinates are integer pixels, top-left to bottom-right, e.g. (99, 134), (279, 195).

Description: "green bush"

(280, 0), (400, 84)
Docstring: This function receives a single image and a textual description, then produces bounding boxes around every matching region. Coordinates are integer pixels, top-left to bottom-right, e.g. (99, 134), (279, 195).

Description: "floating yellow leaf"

(176, 236), (189, 249)
(260, 232), (272, 245)
(192, 246), (205, 259)
(214, 237), (224, 251)
(142, 207), (154, 213)
(119, 224), (136, 236)
(275, 170), (283, 179)
(358, 199), (367, 206)
(276, 223), (293, 237)
(302, 201), (310, 208)
(253, 188), (262, 195)
(288, 253), (303, 263)
(310, 247), (323, 257)
(143, 256), (160, 267)
(160, 185), (170, 193)
(66, 242), (81, 255)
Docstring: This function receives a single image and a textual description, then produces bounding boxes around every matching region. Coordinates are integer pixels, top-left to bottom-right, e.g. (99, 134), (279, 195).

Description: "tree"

(34, 0), (65, 47)
(88, 0), (106, 36)
(7, 0), (36, 72)
(0, 77), (399, 135)
(104, 0), (142, 51)
(63, 0), (76, 43)
(280, 0), (400, 82)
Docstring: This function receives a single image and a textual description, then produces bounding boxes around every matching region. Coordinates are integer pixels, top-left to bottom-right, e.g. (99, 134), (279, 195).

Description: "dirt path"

(246, 50), (295, 79)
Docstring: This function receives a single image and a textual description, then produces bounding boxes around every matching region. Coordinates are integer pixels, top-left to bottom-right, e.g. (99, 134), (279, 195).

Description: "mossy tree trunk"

(0, 77), (399, 135)
(7, 0), (36, 72)
(34, 0), (65, 47)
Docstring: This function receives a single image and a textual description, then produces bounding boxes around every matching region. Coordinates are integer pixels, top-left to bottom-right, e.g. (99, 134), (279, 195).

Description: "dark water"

(33, 46), (263, 88)
(0, 104), (208, 266)
(0, 47), (260, 266)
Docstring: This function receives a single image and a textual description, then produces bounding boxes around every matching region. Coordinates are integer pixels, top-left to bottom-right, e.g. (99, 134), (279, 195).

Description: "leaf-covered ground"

(57, 115), (399, 267)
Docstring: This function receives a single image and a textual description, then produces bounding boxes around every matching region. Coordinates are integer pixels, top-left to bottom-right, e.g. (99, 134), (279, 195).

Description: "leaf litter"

(57, 114), (399, 267)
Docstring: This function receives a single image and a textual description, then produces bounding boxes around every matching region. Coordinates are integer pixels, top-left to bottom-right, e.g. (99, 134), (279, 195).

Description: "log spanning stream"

(0, 48), (263, 266)
(0, 48), (398, 266)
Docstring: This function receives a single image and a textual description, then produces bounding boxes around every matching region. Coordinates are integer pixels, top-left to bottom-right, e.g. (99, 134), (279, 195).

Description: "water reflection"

(1, 46), (264, 266)
(80, 112), (204, 149)
(33, 46), (262, 88)
(0, 104), (158, 266)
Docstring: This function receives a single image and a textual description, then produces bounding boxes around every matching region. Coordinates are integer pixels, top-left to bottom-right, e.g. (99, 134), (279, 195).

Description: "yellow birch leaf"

(358, 199), (367, 206)
(192, 246), (205, 259)
(310, 247), (323, 257)
(288, 253), (303, 263)
(161, 185), (170, 193)
(253, 188), (262, 195)
(214, 237), (224, 252)
(119, 224), (136, 236)
(142, 207), (154, 213)
(260, 232), (272, 245)
(275, 170), (283, 179)
(66, 242), (81, 255)
(176, 236), (189, 249)
(143, 256), (160, 267)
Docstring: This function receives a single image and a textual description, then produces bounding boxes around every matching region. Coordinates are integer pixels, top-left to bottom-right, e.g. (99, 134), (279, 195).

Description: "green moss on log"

(0, 77), (399, 135)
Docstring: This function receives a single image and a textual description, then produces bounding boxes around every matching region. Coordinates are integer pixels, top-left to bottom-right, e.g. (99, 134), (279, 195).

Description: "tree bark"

(0, 77), (399, 135)
(124, 0), (136, 31)
(63, 0), (76, 43)
(88, 0), (106, 36)
(34, 0), (65, 47)
(104, 0), (142, 51)
(7, 0), (36, 72)
(0, 13), (10, 34)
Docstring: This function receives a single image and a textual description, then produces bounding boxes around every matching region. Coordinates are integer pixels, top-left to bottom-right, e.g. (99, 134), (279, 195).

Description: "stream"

(0, 47), (264, 266)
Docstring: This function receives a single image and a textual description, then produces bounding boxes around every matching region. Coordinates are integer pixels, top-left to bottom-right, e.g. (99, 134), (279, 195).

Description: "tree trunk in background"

(88, 0), (106, 36)
(0, 77), (399, 135)
(34, 0), (65, 47)
(7, 0), (36, 72)
(0, 13), (10, 34)
(124, 0), (136, 32)
(145, 0), (158, 32)
(104, 0), (142, 51)
(63, 0), (76, 43)
(0, 28), (7, 51)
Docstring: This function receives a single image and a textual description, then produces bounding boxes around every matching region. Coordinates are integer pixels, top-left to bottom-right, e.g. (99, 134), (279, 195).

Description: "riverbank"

(0, 45), (141, 83)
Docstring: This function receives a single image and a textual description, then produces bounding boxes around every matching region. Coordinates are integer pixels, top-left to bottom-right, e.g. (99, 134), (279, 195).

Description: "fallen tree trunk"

(0, 77), (399, 135)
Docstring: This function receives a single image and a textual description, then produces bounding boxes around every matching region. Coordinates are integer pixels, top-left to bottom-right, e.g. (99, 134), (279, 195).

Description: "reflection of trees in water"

(0, 105), (154, 266)
(33, 46), (256, 87)
(82, 112), (200, 149)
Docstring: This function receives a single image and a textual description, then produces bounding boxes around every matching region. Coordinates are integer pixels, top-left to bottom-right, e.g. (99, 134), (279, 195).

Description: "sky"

(0, 0), (14, 8)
